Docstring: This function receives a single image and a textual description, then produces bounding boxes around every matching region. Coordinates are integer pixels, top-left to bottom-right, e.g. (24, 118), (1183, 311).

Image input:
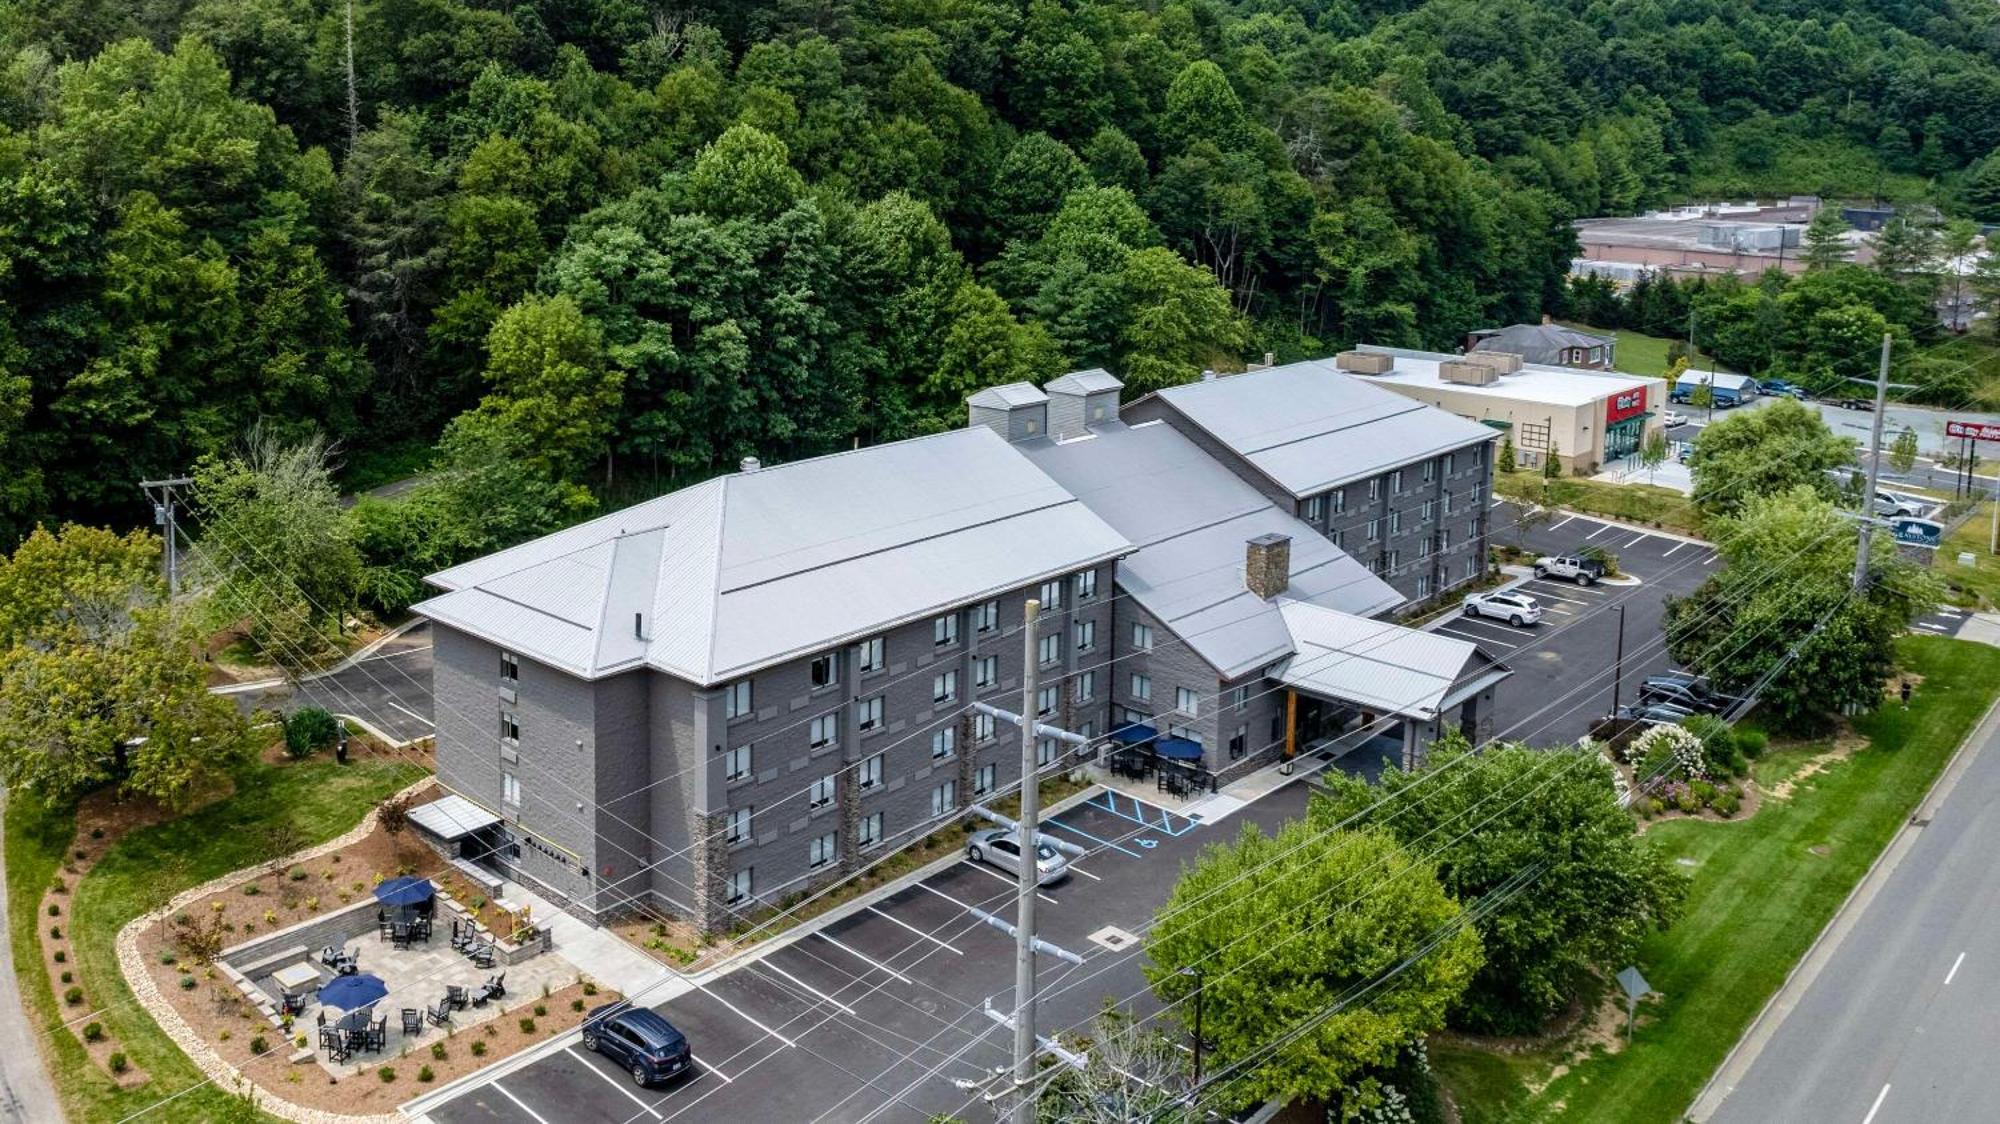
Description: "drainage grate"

(1088, 925), (1140, 952)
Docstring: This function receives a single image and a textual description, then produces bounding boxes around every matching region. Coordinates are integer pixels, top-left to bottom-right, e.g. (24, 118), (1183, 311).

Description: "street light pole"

(1610, 603), (1626, 714)
(1010, 597), (1042, 1124)
(1853, 333), (1893, 594)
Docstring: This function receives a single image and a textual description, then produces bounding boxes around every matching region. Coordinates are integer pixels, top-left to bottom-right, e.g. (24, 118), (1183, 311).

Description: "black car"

(1639, 680), (1726, 715)
(582, 1003), (692, 1086)
(1612, 702), (1695, 724)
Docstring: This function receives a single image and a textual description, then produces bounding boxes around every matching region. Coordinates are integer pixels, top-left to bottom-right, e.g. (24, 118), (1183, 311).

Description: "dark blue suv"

(582, 1003), (692, 1086)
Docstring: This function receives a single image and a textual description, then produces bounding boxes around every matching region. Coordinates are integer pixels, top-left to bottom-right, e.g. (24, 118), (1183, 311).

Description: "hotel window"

(1418, 536), (1431, 559)
(1038, 632), (1061, 667)
(809, 712), (839, 750)
(1038, 736), (1059, 768)
(1390, 511), (1402, 535)
(1332, 529), (1345, 550)
(1039, 580), (1064, 610)
(1417, 575), (1433, 599)
(1331, 489), (1346, 515)
(725, 868), (752, 905)
(1078, 720), (1095, 739)
(1423, 459), (1436, 483)
(857, 695), (884, 732)
(809, 773), (835, 809)
(1176, 687), (1199, 716)
(1131, 622), (1154, 650)
(974, 600), (999, 633)
(724, 680), (752, 719)
(500, 651), (519, 683)
(1444, 452), (1456, 475)
(1075, 670), (1096, 702)
(933, 613), (960, 647)
(501, 770), (520, 807)
(1038, 685), (1058, 716)
(1131, 673), (1152, 702)
(857, 636), (885, 674)
(933, 669), (958, 704)
(809, 831), (838, 869)
(1391, 470), (1403, 495)
(723, 744), (752, 782)
(931, 780), (957, 817)
(1303, 494), (1324, 522)
(932, 726), (957, 759)
(974, 712), (996, 742)
(500, 711), (519, 744)
(1366, 519), (1380, 542)
(859, 752), (884, 789)
(726, 806), (752, 845)
(1075, 570), (1098, 600)
(974, 655), (999, 689)
(1389, 550), (1401, 571)
(1421, 499), (1435, 522)
(810, 653), (838, 689)
(859, 812), (884, 848)
(1442, 491), (1453, 516)
(1074, 618), (1095, 652)
(1229, 725), (1247, 760)
(1369, 477), (1381, 501)
(1439, 528), (1451, 552)
(974, 763), (997, 795)
(1230, 685), (1248, 710)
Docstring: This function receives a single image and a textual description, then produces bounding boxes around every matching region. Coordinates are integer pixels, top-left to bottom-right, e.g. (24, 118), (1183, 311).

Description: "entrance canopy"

(1153, 737), (1204, 761)
(408, 794), (501, 840)
(1109, 722), (1158, 745)
(1274, 602), (1510, 720)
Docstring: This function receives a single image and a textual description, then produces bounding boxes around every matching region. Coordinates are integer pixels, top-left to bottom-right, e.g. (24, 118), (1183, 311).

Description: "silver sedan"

(966, 828), (1071, 887)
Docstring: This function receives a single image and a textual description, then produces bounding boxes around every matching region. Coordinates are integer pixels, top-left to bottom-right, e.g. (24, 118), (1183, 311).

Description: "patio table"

(273, 962), (319, 992)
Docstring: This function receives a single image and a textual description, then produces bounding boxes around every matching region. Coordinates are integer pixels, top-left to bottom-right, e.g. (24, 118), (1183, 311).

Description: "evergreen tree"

(1802, 207), (1854, 270)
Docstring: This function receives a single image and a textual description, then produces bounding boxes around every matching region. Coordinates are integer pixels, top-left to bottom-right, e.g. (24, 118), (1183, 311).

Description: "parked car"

(1640, 672), (1741, 713)
(1662, 409), (1689, 427)
(1461, 590), (1543, 626)
(1639, 680), (1727, 715)
(582, 1003), (693, 1086)
(1874, 492), (1929, 519)
(1532, 554), (1605, 585)
(1758, 378), (1802, 398)
(1612, 702), (1695, 724)
(1833, 396), (1876, 411)
(966, 828), (1071, 886)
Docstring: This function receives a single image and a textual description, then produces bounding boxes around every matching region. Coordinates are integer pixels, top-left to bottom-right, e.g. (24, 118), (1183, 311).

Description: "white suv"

(1461, 590), (1543, 626)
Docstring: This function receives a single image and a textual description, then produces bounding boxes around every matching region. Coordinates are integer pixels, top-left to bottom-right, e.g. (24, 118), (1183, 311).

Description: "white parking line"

(1551, 516), (1576, 531)
(695, 982), (797, 1048)
(1436, 627), (1517, 649)
(814, 932), (915, 985)
(1523, 585), (1593, 605)
(867, 904), (964, 955)
(1490, 496), (1503, 508)
(566, 1047), (664, 1118)
(1947, 951), (1967, 986)
(961, 859), (1058, 904)
(494, 1081), (554, 1124)
(1913, 622), (1948, 633)
(360, 644), (432, 662)
(693, 1051), (733, 1084)
(1663, 542), (1686, 557)
(756, 958), (858, 1015)
(1586, 523), (1614, 539)
(1703, 554), (1720, 565)
(916, 881), (975, 909)
(1863, 1083), (1890, 1124)
(1622, 534), (1647, 548)
(1452, 615), (1533, 637)
(387, 700), (434, 726)
(1067, 864), (1103, 881)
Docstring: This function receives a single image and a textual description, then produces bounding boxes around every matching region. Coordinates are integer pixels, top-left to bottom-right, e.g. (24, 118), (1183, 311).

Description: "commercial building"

(412, 361), (1511, 933)
(1351, 346), (1667, 477)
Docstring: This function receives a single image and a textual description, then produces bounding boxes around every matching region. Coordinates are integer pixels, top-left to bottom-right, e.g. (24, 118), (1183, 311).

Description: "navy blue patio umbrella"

(372, 876), (435, 909)
(318, 973), (388, 1011)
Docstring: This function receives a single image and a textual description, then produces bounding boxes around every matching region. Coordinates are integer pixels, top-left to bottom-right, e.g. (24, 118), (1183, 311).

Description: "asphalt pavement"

(0, 795), (63, 1123)
(1695, 696), (2000, 1124)
(224, 620), (436, 745)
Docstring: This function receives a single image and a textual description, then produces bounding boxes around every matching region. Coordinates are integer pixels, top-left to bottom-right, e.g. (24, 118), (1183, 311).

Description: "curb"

(1686, 690), (2000, 1120)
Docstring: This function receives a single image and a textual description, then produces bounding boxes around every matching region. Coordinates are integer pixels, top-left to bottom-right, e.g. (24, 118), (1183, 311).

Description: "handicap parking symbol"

(1137, 838), (1158, 849)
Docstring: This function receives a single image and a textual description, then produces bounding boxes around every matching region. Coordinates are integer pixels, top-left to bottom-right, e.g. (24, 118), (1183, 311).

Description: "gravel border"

(115, 777), (435, 1124)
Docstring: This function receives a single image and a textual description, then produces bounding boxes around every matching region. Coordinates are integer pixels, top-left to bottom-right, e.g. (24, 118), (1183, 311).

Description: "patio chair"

(370, 1018), (387, 1052)
(486, 972), (506, 998)
(390, 923), (411, 949)
(281, 992), (306, 1016)
(402, 1008), (423, 1036)
(426, 1000), (452, 1027)
(470, 944), (495, 970)
(446, 985), (469, 1010)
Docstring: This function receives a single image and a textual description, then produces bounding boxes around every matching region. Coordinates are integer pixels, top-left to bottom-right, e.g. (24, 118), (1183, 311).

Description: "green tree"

(1890, 427), (1920, 474)
(688, 124), (806, 221)
(1113, 246), (1247, 396)
(468, 294), (622, 483)
(1665, 486), (1939, 732)
(1689, 398), (1855, 517)
(1316, 737), (1686, 1033)
(1543, 438), (1563, 478)
(1966, 151), (2000, 223)
(1641, 429), (1668, 482)
(1801, 207), (1854, 270)
(1144, 821), (1480, 1107)
(1498, 435), (1516, 474)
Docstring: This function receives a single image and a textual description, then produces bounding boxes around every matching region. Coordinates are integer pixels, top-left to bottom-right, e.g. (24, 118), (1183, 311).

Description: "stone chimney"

(1245, 533), (1291, 600)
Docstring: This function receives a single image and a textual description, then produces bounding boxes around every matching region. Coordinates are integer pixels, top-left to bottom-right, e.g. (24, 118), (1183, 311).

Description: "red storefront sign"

(1606, 385), (1648, 425)
(1946, 419), (2000, 443)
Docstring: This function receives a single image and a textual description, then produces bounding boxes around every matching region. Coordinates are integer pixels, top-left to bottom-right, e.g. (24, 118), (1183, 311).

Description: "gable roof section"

(1275, 601), (1510, 719)
(1148, 360), (1498, 498)
(1044, 368), (1123, 396)
(417, 427), (1132, 685)
(1470, 322), (1613, 363)
(967, 382), (1048, 409)
(1019, 421), (1402, 680)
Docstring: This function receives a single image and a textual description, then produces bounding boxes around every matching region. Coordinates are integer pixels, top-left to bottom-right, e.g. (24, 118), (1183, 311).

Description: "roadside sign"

(1892, 517), (1944, 549)
(1946, 419), (2000, 443)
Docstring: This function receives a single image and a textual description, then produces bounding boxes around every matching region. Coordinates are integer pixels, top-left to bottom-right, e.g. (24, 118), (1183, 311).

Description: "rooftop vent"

(740, 456), (762, 473)
(1464, 351), (1523, 375)
(1334, 351), (1394, 375)
(1439, 360), (1500, 387)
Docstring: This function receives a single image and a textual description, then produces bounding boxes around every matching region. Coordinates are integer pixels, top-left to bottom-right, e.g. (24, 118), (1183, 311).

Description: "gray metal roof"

(1044, 368), (1124, 395)
(407, 794), (501, 839)
(1019, 421), (1402, 679)
(1149, 361), (1497, 498)
(1469, 323), (1613, 365)
(967, 382), (1048, 409)
(1276, 601), (1510, 719)
(417, 427), (1133, 685)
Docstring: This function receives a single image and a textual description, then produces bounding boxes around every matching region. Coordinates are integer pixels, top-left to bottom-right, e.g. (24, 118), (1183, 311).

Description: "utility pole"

(1852, 333), (1893, 594)
(1609, 603), (1626, 714)
(138, 476), (194, 597)
(1180, 966), (1205, 1095)
(1012, 596), (1042, 1124)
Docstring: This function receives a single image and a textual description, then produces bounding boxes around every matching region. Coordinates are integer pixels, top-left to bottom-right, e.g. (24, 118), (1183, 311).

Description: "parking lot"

(418, 782), (1316, 1124)
(1438, 502), (1722, 746)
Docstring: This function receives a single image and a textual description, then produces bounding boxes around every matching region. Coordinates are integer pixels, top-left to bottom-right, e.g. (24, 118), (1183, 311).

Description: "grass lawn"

(1556, 322), (1732, 381)
(1936, 502), (2000, 609)
(1494, 470), (1704, 539)
(1433, 636), (2000, 1122)
(8, 756), (424, 1123)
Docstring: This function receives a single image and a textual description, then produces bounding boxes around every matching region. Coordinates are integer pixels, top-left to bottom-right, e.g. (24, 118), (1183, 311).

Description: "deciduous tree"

(1689, 399), (1855, 517)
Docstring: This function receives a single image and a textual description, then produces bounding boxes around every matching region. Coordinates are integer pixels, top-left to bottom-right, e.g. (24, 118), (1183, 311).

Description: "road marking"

(1863, 1083), (1891, 1124)
(566, 1047), (663, 1118)
(868, 904), (964, 955)
(1623, 534), (1648, 548)
(916, 881), (976, 908)
(757, 958), (858, 1015)
(1490, 496), (1503, 508)
(1522, 585), (1592, 605)
(493, 1081), (554, 1124)
(1663, 542), (1686, 557)
(960, 859), (1058, 904)
(1947, 951), (1966, 986)
(1703, 554), (1720, 565)
(387, 700), (433, 726)
(1449, 615), (1531, 638)
(1042, 817), (1142, 858)
(1551, 516), (1576, 531)
(693, 1051), (733, 1083)
(814, 932), (914, 985)
(360, 644), (432, 662)
(696, 982), (797, 1048)
(1067, 864), (1103, 881)
(1586, 523), (1614, 539)
(1436, 627), (1517, 649)
(1913, 622), (1948, 634)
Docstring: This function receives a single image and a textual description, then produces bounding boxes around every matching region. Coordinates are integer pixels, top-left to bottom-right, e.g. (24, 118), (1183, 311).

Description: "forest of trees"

(2, 0), (1999, 551)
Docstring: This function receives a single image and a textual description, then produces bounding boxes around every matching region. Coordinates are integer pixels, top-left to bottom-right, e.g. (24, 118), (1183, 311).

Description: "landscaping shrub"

(48, 926), (59, 939)
(179, 976), (196, 990)
(533, 1003), (546, 1017)
(53, 950), (65, 963)
(60, 971), (71, 984)
(1713, 789), (1742, 816)
(430, 1042), (447, 1061)
(581, 981), (598, 996)
(83, 1022), (102, 1042)
(570, 999), (583, 1012)
(469, 1041), (488, 1057)
(46, 903), (58, 917)
(283, 707), (340, 759)
(288, 866), (308, 881)
(158, 951), (176, 965)
(251, 1036), (269, 1055)
(419, 1065), (435, 1082)
(518, 1018), (536, 1034)
(378, 1066), (396, 1082)
(63, 987), (82, 1005)
(108, 1053), (127, 1073)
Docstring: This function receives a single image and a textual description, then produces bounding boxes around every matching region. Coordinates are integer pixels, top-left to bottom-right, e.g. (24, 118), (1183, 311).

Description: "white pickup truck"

(1533, 554), (1605, 585)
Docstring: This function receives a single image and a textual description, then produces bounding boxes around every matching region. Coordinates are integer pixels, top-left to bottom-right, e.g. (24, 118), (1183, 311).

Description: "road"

(1697, 700), (2000, 1124)
(1674, 398), (2000, 496)
(224, 620), (436, 745)
(0, 795), (65, 1123)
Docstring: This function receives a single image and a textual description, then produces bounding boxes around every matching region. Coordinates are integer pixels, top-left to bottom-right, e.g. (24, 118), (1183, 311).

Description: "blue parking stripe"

(1041, 817), (1142, 858)
(1089, 792), (1200, 837)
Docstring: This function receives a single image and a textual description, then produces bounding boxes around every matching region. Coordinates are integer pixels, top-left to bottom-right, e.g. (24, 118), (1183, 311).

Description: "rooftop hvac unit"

(1465, 351), (1523, 374)
(1439, 360), (1499, 386)
(1334, 350), (1393, 374)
